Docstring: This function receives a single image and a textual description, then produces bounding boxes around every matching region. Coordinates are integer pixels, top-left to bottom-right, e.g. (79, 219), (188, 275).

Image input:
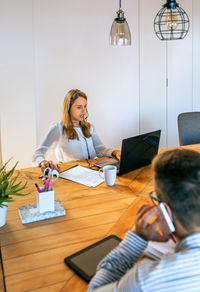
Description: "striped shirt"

(87, 231), (200, 292)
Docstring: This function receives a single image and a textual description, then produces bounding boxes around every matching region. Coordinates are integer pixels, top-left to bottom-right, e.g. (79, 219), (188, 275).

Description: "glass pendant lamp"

(154, 0), (190, 40)
(110, 0), (131, 46)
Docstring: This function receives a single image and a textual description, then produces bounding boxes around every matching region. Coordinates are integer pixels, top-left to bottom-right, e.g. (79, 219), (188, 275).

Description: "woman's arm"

(32, 122), (61, 166)
(91, 125), (120, 159)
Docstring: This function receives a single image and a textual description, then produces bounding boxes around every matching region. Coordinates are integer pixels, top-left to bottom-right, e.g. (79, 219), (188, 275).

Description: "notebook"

(144, 239), (176, 260)
(94, 130), (161, 175)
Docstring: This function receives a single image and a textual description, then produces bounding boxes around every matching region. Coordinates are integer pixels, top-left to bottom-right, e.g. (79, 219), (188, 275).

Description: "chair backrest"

(178, 112), (200, 146)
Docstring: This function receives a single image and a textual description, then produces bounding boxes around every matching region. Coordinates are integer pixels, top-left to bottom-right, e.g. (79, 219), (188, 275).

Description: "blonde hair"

(61, 89), (91, 140)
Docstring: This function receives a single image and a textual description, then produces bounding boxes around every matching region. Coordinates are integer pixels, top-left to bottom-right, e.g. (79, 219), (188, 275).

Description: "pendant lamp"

(110, 0), (131, 46)
(154, 0), (190, 40)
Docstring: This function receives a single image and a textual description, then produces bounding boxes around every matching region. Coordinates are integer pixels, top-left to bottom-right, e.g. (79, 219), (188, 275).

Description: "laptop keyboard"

(112, 162), (119, 167)
(94, 159), (119, 168)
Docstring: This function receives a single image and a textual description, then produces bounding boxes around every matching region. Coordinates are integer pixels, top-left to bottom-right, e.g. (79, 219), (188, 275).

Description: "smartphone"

(159, 202), (175, 233)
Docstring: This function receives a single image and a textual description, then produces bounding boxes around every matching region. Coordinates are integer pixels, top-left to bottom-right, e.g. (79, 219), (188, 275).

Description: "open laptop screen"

(118, 130), (161, 174)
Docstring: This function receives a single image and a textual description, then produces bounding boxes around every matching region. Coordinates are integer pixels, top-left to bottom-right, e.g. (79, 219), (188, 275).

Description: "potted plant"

(0, 159), (31, 227)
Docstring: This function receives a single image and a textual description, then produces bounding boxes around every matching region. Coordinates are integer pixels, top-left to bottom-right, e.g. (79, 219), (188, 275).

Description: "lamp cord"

(119, 0), (121, 10)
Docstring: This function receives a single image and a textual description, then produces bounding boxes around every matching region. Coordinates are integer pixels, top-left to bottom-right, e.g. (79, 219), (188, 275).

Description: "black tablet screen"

(64, 235), (121, 282)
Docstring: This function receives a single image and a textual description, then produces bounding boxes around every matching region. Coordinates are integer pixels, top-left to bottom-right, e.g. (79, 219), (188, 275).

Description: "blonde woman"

(33, 89), (120, 171)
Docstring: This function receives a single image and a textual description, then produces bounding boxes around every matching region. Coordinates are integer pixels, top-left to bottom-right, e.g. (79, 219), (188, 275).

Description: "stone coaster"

(18, 200), (66, 224)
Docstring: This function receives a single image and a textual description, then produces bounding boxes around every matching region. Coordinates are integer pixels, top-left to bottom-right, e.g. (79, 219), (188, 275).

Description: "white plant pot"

(0, 202), (8, 227)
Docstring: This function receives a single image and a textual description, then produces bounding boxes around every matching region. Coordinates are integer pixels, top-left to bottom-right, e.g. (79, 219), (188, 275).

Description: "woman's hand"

(132, 204), (171, 242)
(39, 160), (58, 173)
(112, 150), (121, 160)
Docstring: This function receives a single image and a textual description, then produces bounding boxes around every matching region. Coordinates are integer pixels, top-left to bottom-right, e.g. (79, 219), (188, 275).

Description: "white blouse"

(33, 122), (113, 165)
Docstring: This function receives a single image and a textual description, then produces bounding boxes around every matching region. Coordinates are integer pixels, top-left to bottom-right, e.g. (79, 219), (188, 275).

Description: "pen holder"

(37, 186), (55, 213)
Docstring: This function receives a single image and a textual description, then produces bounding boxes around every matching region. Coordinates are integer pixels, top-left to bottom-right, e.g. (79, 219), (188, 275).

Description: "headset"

(68, 92), (90, 158)
(67, 93), (74, 113)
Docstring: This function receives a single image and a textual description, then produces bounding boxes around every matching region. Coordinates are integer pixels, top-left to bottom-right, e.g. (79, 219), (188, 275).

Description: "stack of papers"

(59, 165), (104, 187)
(144, 239), (176, 260)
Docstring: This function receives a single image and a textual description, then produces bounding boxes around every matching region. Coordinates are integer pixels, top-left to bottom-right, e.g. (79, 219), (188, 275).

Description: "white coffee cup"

(99, 165), (117, 186)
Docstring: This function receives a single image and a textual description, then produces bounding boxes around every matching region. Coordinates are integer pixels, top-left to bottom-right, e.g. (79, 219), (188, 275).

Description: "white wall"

(0, 0), (36, 168)
(193, 0), (200, 110)
(140, 0), (167, 148)
(0, 0), (200, 168)
(167, 0), (193, 147)
(33, 0), (139, 151)
(0, 116), (2, 167)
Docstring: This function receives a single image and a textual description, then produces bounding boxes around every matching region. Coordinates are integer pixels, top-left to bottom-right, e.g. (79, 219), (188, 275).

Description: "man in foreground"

(87, 149), (200, 292)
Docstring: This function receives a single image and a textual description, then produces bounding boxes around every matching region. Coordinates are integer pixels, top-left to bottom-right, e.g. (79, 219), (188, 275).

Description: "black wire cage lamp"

(110, 0), (131, 46)
(154, 0), (190, 40)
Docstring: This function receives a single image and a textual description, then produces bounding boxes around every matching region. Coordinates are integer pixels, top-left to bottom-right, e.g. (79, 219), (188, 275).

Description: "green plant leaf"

(0, 158), (32, 203)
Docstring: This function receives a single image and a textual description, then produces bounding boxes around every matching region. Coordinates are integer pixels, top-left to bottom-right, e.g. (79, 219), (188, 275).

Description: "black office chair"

(178, 112), (200, 146)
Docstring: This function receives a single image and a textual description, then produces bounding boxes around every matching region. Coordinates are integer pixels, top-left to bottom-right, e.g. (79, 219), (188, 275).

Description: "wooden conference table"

(1, 144), (200, 292)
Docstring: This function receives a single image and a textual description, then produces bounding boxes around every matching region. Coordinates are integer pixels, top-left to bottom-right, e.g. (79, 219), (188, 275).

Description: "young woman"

(33, 89), (120, 171)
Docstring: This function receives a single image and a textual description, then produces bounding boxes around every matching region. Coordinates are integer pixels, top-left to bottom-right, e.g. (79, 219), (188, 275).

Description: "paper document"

(59, 165), (104, 187)
(144, 239), (176, 260)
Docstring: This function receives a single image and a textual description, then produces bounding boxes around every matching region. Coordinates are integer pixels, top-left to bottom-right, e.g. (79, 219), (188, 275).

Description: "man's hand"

(132, 204), (171, 242)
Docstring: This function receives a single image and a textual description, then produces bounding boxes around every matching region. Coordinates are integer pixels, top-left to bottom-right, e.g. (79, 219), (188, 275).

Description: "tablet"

(64, 235), (121, 282)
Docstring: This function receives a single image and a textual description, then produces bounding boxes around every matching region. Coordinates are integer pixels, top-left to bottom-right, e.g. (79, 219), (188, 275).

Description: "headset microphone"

(85, 111), (89, 120)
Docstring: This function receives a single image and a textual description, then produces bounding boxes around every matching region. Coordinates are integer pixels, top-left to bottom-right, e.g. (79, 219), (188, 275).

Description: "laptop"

(94, 130), (161, 175)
